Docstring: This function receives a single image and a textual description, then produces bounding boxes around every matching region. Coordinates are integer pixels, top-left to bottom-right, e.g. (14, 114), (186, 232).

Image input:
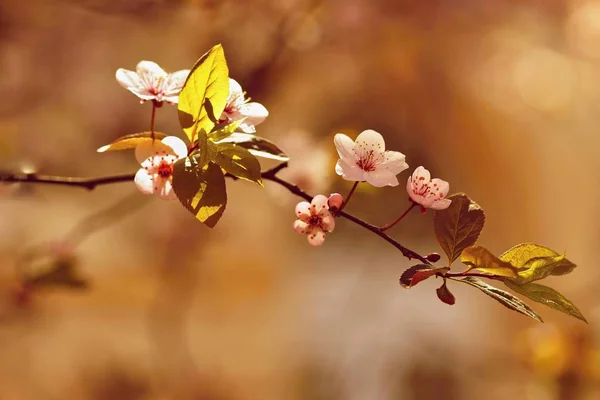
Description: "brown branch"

(1, 163), (431, 265)
(0, 171), (135, 190)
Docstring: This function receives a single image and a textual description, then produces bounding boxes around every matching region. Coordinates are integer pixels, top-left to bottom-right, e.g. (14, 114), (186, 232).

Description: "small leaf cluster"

(400, 193), (586, 323)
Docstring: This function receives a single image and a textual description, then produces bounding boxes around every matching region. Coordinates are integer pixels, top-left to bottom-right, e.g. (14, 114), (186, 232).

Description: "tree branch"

(1, 163), (431, 264)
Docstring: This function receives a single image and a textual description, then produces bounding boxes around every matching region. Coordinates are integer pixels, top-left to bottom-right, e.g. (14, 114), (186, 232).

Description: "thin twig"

(1, 163), (432, 265)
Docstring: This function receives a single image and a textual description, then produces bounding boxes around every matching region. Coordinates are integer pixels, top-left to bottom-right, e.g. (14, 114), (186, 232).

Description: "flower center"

(308, 214), (322, 227)
(157, 162), (173, 179)
(356, 150), (380, 172)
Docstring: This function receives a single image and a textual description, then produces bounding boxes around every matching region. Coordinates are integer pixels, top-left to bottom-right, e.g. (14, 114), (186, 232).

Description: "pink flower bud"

(327, 193), (344, 210)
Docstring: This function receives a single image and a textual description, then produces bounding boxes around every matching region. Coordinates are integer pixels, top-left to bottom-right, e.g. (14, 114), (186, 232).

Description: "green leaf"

(214, 143), (262, 185)
(499, 243), (577, 284)
(456, 277), (543, 322)
(96, 131), (168, 153)
(208, 119), (245, 142)
(178, 44), (230, 143)
(193, 128), (218, 168)
(504, 280), (586, 322)
(433, 193), (485, 264)
(460, 245), (518, 278)
(172, 159), (227, 228)
(399, 264), (449, 288)
(216, 133), (290, 161)
(436, 280), (456, 305)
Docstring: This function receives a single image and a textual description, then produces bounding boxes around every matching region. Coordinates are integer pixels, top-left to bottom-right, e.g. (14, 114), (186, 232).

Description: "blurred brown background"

(1, 0), (599, 399)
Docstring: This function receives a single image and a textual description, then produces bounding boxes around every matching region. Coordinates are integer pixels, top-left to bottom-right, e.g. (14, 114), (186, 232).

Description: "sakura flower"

(334, 129), (409, 187)
(406, 166), (451, 211)
(219, 78), (268, 133)
(116, 61), (190, 104)
(293, 195), (335, 246)
(134, 136), (188, 200)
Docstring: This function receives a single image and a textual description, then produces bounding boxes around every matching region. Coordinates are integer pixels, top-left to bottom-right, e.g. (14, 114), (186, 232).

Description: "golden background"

(0, 0), (599, 399)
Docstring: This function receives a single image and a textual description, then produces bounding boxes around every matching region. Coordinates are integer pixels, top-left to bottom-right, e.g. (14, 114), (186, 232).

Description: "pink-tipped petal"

(334, 133), (356, 161)
(430, 178), (450, 196)
(430, 198), (452, 210)
(295, 201), (311, 218)
(134, 168), (155, 195)
(364, 170), (399, 187)
(307, 228), (326, 247)
(161, 136), (188, 159)
(164, 69), (191, 94)
(311, 195), (329, 214)
(321, 213), (336, 232)
(293, 219), (309, 234)
(135, 140), (171, 164)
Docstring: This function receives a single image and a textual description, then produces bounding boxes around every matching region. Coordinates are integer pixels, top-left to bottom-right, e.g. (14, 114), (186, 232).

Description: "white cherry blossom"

(219, 78), (268, 133)
(116, 61), (190, 104)
(293, 195), (335, 246)
(406, 166), (451, 211)
(334, 129), (408, 187)
(134, 136), (188, 200)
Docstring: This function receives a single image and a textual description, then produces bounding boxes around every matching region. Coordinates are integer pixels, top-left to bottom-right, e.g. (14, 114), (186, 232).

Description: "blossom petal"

(156, 178), (177, 200)
(311, 194), (329, 214)
(161, 136), (188, 160)
(321, 214), (335, 232)
(307, 227), (326, 247)
(295, 201), (311, 218)
(136, 61), (167, 78)
(293, 219), (309, 234)
(380, 151), (409, 175)
(364, 170), (399, 187)
(134, 168), (155, 195)
(240, 102), (269, 126)
(116, 68), (154, 99)
(430, 198), (452, 210)
(334, 133), (356, 161)
(335, 160), (365, 181)
(412, 166), (431, 184)
(164, 69), (190, 95)
(135, 140), (172, 164)
(228, 78), (243, 97)
(355, 129), (385, 152)
(430, 178), (450, 197)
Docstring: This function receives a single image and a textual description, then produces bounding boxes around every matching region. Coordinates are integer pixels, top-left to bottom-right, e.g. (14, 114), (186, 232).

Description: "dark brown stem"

(380, 202), (417, 231)
(1, 163), (431, 265)
(150, 101), (157, 141)
(338, 181), (358, 212)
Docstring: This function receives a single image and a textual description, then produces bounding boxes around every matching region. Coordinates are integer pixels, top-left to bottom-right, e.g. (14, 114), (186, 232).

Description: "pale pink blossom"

(293, 195), (335, 246)
(334, 129), (408, 187)
(116, 61), (190, 104)
(134, 136), (188, 200)
(327, 193), (344, 211)
(406, 166), (451, 211)
(219, 78), (268, 133)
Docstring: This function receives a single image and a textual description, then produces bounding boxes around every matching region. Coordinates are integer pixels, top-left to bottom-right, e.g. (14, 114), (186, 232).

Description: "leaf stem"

(380, 202), (417, 232)
(338, 181), (359, 212)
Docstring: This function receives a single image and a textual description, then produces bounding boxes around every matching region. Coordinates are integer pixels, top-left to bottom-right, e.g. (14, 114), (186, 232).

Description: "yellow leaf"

(499, 243), (576, 284)
(178, 44), (229, 143)
(460, 245), (518, 278)
(96, 132), (168, 152)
